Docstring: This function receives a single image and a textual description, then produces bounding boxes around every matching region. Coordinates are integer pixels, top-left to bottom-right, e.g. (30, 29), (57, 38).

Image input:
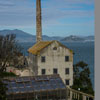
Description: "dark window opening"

(41, 56), (45, 62)
(53, 47), (57, 50)
(41, 69), (46, 75)
(53, 68), (58, 74)
(65, 68), (69, 74)
(65, 56), (69, 62)
(65, 80), (69, 85)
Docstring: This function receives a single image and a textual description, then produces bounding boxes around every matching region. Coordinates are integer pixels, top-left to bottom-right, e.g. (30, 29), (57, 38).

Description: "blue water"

(20, 42), (94, 88)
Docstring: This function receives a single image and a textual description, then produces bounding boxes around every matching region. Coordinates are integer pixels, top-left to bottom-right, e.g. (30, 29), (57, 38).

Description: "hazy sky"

(0, 0), (94, 36)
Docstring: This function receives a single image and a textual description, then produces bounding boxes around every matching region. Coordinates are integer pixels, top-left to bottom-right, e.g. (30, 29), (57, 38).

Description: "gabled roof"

(28, 40), (73, 55)
(28, 41), (53, 55)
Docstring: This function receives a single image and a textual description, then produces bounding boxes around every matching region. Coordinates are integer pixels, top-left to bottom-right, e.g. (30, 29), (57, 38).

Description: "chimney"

(36, 0), (42, 42)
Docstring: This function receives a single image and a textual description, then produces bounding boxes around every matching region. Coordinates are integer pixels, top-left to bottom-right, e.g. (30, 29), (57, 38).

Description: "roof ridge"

(28, 40), (73, 55)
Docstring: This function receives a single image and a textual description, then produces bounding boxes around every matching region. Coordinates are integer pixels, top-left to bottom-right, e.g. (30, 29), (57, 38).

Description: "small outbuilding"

(3, 74), (67, 100)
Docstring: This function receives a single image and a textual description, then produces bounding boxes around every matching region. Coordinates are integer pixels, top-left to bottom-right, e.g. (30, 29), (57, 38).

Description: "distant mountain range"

(61, 35), (94, 42)
(0, 29), (94, 43)
(0, 29), (35, 42)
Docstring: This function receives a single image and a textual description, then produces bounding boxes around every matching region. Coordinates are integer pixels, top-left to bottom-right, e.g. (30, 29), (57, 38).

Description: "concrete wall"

(6, 67), (33, 76)
(37, 41), (73, 86)
(28, 53), (38, 75)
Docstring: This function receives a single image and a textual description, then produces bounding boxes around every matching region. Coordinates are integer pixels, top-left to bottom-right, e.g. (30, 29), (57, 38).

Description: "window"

(65, 80), (69, 85)
(53, 68), (58, 74)
(41, 56), (45, 62)
(41, 69), (46, 75)
(53, 47), (57, 50)
(65, 56), (69, 62)
(65, 68), (69, 74)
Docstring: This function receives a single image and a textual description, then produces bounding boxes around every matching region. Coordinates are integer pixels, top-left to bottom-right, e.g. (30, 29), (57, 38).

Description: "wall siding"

(37, 41), (73, 86)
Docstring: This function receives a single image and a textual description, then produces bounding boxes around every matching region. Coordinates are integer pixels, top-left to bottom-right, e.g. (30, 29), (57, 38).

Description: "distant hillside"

(43, 35), (63, 41)
(61, 35), (94, 42)
(0, 29), (94, 42)
(83, 36), (94, 42)
(0, 29), (35, 42)
(0, 29), (63, 42)
(61, 35), (84, 42)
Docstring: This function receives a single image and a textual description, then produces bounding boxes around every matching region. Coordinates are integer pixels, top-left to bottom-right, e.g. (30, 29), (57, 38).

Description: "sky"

(0, 0), (94, 36)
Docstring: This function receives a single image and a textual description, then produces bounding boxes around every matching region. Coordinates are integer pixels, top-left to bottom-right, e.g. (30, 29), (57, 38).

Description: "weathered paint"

(28, 53), (38, 75)
(28, 41), (73, 86)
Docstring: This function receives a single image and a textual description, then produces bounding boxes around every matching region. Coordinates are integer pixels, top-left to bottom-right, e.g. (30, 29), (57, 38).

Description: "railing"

(66, 87), (94, 100)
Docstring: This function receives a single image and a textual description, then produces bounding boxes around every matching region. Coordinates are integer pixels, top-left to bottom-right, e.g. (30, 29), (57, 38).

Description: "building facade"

(28, 40), (73, 86)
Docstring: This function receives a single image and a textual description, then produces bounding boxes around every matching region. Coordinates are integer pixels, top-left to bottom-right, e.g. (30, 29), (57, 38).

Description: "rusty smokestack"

(36, 0), (42, 42)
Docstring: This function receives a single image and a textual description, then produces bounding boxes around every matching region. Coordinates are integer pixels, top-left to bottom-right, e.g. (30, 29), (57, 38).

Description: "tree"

(0, 34), (23, 100)
(72, 61), (94, 95)
(0, 34), (23, 72)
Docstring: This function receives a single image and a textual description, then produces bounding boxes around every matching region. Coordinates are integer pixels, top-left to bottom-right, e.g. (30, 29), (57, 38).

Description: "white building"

(28, 40), (73, 86)
(27, 0), (74, 86)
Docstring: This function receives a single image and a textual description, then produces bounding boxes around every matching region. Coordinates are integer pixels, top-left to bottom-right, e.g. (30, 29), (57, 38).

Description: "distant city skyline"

(0, 0), (94, 36)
